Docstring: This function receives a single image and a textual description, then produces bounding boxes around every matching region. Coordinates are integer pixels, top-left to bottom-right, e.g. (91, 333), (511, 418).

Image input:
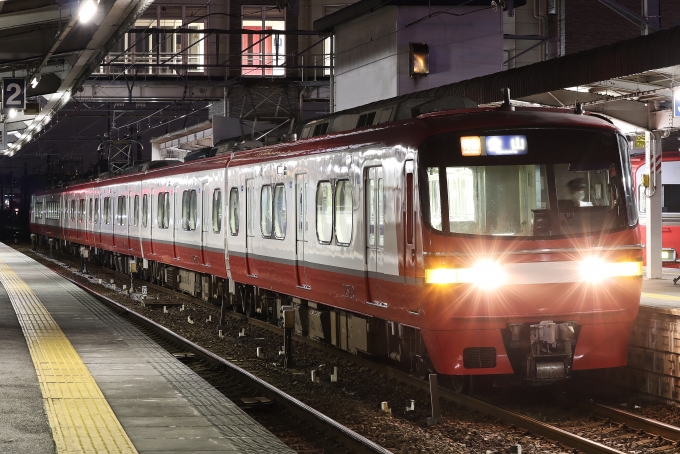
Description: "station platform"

(0, 242), (294, 454)
(640, 268), (680, 312)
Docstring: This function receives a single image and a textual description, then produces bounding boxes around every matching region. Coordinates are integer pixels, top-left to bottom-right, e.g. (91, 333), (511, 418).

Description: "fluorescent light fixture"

(30, 74), (40, 89)
(8, 108), (17, 118)
(62, 90), (71, 103)
(25, 134), (32, 142)
(79, 0), (98, 23)
(43, 113), (52, 124)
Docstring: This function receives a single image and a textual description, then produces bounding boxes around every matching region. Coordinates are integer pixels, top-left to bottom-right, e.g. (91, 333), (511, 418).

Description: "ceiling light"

(79, 0), (98, 23)
(25, 134), (32, 142)
(8, 108), (17, 118)
(62, 90), (71, 103)
(30, 74), (41, 89)
(43, 113), (52, 124)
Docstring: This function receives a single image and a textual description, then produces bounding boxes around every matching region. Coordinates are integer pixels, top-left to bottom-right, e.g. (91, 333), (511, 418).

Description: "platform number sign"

(2, 78), (25, 110)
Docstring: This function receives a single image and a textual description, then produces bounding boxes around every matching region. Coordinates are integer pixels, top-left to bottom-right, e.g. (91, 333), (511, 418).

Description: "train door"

(245, 178), (257, 276)
(173, 185), (180, 259)
(201, 182), (209, 266)
(150, 188), (156, 255)
(295, 173), (308, 288)
(366, 166), (384, 303)
(127, 190), (133, 250)
(112, 191), (118, 248)
(403, 161), (416, 286)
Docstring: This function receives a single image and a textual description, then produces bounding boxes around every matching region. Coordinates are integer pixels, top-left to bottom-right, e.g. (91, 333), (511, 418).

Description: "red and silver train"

(631, 151), (680, 265)
(30, 96), (643, 387)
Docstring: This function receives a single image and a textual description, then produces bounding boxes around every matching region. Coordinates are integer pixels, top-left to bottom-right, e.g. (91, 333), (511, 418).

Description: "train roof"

(35, 106), (619, 197)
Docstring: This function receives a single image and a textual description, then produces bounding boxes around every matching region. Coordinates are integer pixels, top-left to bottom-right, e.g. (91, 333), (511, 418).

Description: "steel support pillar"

(646, 131), (663, 278)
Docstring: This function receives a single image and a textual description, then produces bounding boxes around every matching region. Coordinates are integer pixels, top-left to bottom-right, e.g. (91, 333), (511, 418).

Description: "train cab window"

(181, 190), (198, 231)
(79, 199), (85, 222)
(335, 180), (352, 245)
(273, 184), (286, 239)
(88, 198), (93, 223)
(142, 194), (148, 227)
(94, 198), (99, 224)
(70, 200), (76, 221)
(229, 187), (239, 235)
(212, 189), (222, 233)
(260, 185), (273, 237)
(133, 195), (139, 226)
(104, 197), (111, 224)
(316, 181), (333, 244)
(116, 196), (127, 225)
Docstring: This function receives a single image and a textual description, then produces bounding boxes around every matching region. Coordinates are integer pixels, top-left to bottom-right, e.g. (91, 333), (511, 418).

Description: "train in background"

(631, 152), (680, 266)
(30, 94), (643, 389)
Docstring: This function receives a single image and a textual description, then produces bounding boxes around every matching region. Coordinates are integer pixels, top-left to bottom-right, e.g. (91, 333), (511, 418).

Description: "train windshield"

(420, 128), (637, 238)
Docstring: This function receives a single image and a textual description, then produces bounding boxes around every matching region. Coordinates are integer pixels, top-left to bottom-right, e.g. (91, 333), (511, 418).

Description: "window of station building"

(35, 202), (43, 219)
(335, 180), (352, 245)
(94, 198), (100, 224)
(104, 197), (111, 224)
(182, 190), (198, 231)
(260, 185), (273, 237)
(316, 181), (333, 244)
(79, 199), (85, 222)
(95, 6), (207, 77)
(142, 194), (148, 228)
(241, 6), (286, 77)
(229, 187), (239, 235)
(212, 189), (222, 233)
(70, 199), (76, 221)
(116, 196), (127, 225)
(273, 184), (286, 239)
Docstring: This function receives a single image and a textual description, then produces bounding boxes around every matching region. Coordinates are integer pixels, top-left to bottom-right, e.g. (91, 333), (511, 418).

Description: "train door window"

(229, 187), (239, 235)
(316, 181), (333, 244)
(427, 168), (442, 231)
(164, 191), (170, 229)
(104, 197), (111, 224)
(117, 196), (127, 225)
(79, 199), (85, 222)
(261, 185), (273, 237)
(335, 180), (352, 245)
(212, 189), (222, 233)
(406, 169), (414, 244)
(638, 185), (646, 213)
(378, 177), (384, 246)
(247, 184), (254, 236)
(182, 190), (190, 230)
(88, 199), (93, 223)
(35, 202), (43, 219)
(142, 194), (148, 227)
(368, 178), (376, 245)
(157, 192), (167, 228)
(71, 200), (76, 221)
(94, 198), (99, 224)
(133, 195), (139, 226)
(189, 190), (197, 230)
(273, 184), (286, 239)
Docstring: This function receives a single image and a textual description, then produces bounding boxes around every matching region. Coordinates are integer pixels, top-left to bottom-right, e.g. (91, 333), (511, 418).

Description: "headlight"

(425, 260), (506, 290)
(580, 257), (642, 283)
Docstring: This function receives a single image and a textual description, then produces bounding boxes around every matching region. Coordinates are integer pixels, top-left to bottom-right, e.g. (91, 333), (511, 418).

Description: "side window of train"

(261, 185), (273, 238)
(133, 195), (139, 227)
(229, 187), (239, 235)
(117, 196), (126, 226)
(335, 180), (352, 245)
(94, 198), (99, 224)
(212, 189), (222, 233)
(316, 181), (333, 244)
(142, 194), (148, 228)
(104, 197), (111, 224)
(79, 199), (85, 222)
(273, 184), (286, 239)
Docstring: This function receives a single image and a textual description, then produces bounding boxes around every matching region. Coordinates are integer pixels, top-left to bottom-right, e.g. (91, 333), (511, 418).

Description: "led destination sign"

(460, 135), (528, 156)
(485, 135), (528, 155)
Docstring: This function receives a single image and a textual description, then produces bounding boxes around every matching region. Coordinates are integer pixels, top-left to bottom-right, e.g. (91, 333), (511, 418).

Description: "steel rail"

(57, 273), (392, 454)
(573, 398), (680, 442)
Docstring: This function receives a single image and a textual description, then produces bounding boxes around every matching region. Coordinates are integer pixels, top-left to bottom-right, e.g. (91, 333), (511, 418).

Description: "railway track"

(27, 246), (680, 454)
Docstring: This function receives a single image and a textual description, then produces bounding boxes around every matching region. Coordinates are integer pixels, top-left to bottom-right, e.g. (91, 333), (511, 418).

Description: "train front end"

(418, 111), (642, 383)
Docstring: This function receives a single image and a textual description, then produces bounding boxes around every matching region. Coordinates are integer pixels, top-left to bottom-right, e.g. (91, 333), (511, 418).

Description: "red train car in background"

(631, 152), (680, 266)
(31, 96), (643, 390)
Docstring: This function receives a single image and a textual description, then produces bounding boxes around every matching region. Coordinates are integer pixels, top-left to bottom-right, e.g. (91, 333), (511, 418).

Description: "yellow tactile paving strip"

(642, 292), (680, 301)
(0, 258), (138, 454)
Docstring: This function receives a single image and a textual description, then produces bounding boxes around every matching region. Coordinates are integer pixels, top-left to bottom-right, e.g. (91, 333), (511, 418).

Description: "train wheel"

(451, 375), (471, 394)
